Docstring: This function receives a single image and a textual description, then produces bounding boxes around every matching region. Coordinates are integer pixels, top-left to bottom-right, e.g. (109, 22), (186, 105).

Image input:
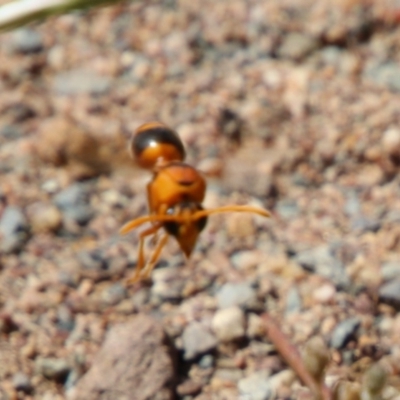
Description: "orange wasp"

(120, 122), (271, 284)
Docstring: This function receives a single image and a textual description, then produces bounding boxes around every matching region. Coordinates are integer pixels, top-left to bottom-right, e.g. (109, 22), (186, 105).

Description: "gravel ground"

(1, 0), (400, 399)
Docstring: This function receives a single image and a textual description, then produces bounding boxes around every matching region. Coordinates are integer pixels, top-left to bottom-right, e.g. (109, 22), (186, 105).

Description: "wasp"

(120, 122), (271, 283)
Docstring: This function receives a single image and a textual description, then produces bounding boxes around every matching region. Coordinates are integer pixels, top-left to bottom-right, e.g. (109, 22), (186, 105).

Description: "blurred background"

(0, 0), (400, 399)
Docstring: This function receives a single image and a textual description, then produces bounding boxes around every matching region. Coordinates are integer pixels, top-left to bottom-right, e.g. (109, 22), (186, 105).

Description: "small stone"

(177, 380), (202, 396)
(12, 372), (32, 393)
(151, 265), (185, 301)
(344, 191), (361, 217)
(230, 250), (263, 271)
(330, 317), (360, 349)
(275, 199), (299, 220)
(212, 306), (246, 342)
(313, 284), (336, 303)
(267, 369), (296, 394)
(351, 216), (381, 233)
(238, 370), (272, 400)
(320, 46), (342, 66)
(285, 287), (302, 314)
(53, 69), (111, 95)
(216, 282), (258, 310)
(381, 262), (400, 282)
(247, 313), (264, 338)
(294, 245), (349, 288)
(6, 103), (35, 123)
(27, 203), (62, 233)
(0, 125), (23, 141)
(278, 33), (318, 60)
(182, 322), (217, 360)
(54, 183), (94, 226)
(196, 157), (223, 176)
(379, 279), (400, 309)
(56, 305), (75, 333)
(364, 62), (400, 92)
(35, 358), (70, 382)
(213, 368), (243, 383)
(79, 250), (107, 271)
(198, 354), (214, 369)
(101, 283), (126, 305)
(356, 164), (384, 187)
(382, 127), (400, 156)
(0, 206), (29, 253)
(11, 28), (43, 53)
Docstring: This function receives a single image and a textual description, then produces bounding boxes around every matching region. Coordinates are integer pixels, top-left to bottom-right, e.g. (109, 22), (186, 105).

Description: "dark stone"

(330, 317), (360, 349)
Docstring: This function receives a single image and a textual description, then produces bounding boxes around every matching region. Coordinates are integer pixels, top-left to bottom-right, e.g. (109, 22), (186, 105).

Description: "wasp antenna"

(192, 205), (271, 221)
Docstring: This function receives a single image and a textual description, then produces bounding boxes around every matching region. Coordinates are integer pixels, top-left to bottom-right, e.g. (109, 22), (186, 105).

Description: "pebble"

(213, 368), (243, 383)
(216, 282), (258, 310)
(364, 61), (400, 92)
(177, 380), (202, 396)
(197, 158), (223, 176)
(381, 262), (400, 282)
(313, 283), (336, 304)
(12, 372), (32, 393)
(267, 369), (296, 395)
(275, 199), (299, 220)
(230, 250), (262, 271)
(277, 32), (318, 60)
(56, 305), (75, 333)
(101, 283), (126, 305)
(379, 279), (400, 309)
(198, 354), (214, 369)
(212, 306), (246, 342)
(53, 69), (111, 95)
(35, 358), (70, 382)
(344, 191), (361, 217)
(182, 322), (217, 360)
(382, 127), (400, 156)
(247, 313), (264, 338)
(27, 202), (62, 233)
(11, 28), (43, 53)
(53, 183), (94, 226)
(350, 216), (381, 233)
(0, 125), (23, 141)
(0, 206), (29, 253)
(238, 370), (272, 400)
(151, 265), (185, 301)
(330, 317), (360, 349)
(294, 245), (349, 288)
(285, 287), (302, 314)
(78, 250), (107, 272)
(6, 102), (36, 123)
(320, 46), (342, 67)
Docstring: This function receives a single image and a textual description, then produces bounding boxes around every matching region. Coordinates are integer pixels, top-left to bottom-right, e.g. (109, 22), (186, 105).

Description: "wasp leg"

(142, 233), (169, 279)
(126, 223), (162, 285)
